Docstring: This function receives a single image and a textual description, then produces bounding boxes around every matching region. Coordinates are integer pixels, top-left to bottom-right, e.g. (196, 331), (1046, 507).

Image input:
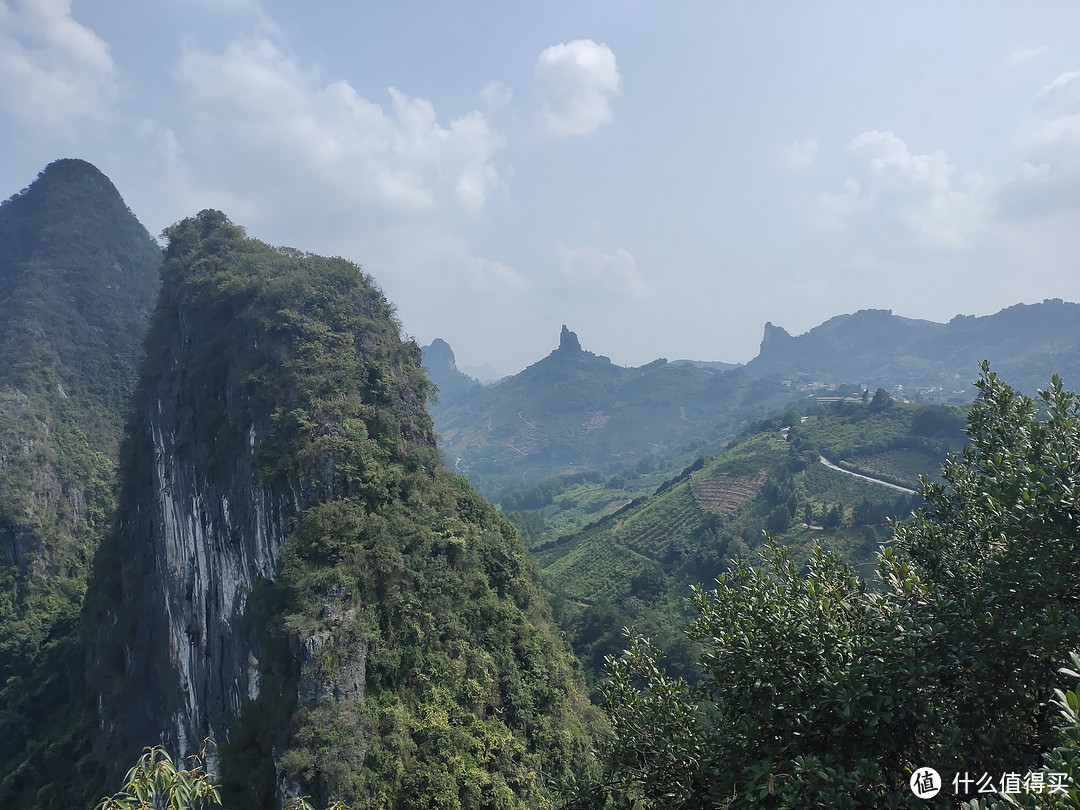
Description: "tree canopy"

(583, 365), (1080, 808)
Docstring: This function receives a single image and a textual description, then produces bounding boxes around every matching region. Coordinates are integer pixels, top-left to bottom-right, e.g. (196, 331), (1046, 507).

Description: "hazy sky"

(3, 1), (1080, 375)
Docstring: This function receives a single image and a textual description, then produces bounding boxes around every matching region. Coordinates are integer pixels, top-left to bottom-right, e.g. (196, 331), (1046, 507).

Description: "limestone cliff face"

(88, 244), (305, 769)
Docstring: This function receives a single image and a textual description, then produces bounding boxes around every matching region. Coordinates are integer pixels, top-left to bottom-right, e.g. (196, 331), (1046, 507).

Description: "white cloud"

(848, 130), (952, 191)
(778, 138), (818, 170)
(535, 39), (620, 137)
(481, 81), (513, 115)
(135, 117), (260, 230)
(0, 0), (118, 136)
(817, 130), (989, 248)
(821, 69), (1080, 241)
(168, 34), (507, 216)
(1008, 46), (1047, 66)
(555, 242), (651, 299)
(467, 255), (529, 293)
(999, 69), (1080, 217)
(1025, 70), (1080, 162)
(1035, 69), (1080, 108)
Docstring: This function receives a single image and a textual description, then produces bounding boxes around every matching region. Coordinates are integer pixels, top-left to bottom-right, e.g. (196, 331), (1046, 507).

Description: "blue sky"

(3, 1), (1080, 376)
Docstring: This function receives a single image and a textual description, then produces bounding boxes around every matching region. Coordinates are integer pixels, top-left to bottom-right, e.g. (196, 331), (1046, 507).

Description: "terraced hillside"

(537, 397), (967, 682)
(691, 471), (767, 515)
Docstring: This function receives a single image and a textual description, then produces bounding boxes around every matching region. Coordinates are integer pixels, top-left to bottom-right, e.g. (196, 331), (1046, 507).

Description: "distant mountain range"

(424, 301), (1080, 502)
(424, 326), (792, 500)
(743, 302), (1080, 395)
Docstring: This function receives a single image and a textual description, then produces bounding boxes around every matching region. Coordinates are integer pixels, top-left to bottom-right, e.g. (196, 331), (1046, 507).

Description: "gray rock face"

(87, 301), (305, 773)
(558, 324), (582, 353)
(290, 584), (366, 705)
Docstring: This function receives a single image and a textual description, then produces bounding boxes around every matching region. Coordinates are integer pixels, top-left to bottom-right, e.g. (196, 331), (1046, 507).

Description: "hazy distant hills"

(421, 336), (480, 402)
(425, 300), (1080, 504)
(745, 301), (1080, 395)
(669, 358), (741, 373)
(425, 326), (792, 500)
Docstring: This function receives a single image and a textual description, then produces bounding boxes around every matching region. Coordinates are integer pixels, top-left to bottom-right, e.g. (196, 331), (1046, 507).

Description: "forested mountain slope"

(0, 159), (162, 806)
(84, 211), (597, 809)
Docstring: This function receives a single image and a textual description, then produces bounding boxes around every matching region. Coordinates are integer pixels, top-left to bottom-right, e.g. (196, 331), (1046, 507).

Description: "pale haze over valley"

(3, 1), (1080, 376)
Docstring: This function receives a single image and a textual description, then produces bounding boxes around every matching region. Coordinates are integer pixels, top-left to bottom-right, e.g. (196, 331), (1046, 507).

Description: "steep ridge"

(0, 159), (162, 807)
(85, 211), (595, 808)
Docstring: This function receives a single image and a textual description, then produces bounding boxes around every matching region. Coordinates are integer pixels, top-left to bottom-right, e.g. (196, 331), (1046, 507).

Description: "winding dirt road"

(819, 456), (917, 495)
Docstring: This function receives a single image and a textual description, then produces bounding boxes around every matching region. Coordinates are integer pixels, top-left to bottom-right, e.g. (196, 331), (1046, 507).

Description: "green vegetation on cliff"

(87, 211), (598, 809)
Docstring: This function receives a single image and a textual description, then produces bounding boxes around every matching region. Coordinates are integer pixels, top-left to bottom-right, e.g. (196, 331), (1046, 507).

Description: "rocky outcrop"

(83, 209), (449, 788)
(421, 337), (479, 407)
(558, 324), (582, 353)
(758, 321), (793, 356)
